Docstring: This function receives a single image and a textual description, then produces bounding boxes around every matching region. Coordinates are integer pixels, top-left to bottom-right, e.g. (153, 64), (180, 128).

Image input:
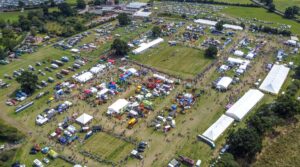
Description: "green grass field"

(131, 43), (213, 79)
(0, 11), (27, 22)
(221, 6), (300, 35)
(82, 133), (135, 163)
(273, 0), (300, 12)
(214, 0), (252, 4)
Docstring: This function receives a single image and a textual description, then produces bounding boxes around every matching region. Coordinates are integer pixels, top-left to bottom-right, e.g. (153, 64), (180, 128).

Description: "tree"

(215, 21), (224, 31)
(77, 0), (86, 9)
(111, 38), (129, 56)
(272, 95), (300, 119)
(152, 26), (161, 38)
(42, 5), (49, 16)
(248, 114), (276, 135)
(18, 0), (25, 8)
(58, 3), (74, 16)
(16, 71), (38, 94)
(268, 3), (276, 12)
(204, 45), (218, 58)
(0, 47), (7, 60)
(240, 22), (245, 29)
(216, 153), (239, 167)
(117, 13), (131, 26)
(292, 6), (300, 15)
(294, 66), (300, 79)
(0, 19), (6, 29)
(284, 7), (295, 18)
(94, 0), (106, 5)
(228, 128), (262, 161)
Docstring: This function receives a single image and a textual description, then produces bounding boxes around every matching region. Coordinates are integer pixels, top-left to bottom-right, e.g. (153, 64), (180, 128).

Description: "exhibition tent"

(107, 99), (129, 115)
(133, 38), (164, 54)
(76, 113), (93, 125)
(259, 64), (290, 94)
(202, 114), (234, 141)
(225, 89), (264, 121)
(216, 77), (233, 90)
(74, 72), (93, 83)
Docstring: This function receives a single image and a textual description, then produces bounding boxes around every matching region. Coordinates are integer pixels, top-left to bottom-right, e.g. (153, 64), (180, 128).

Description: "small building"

(126, 2), (147, 10)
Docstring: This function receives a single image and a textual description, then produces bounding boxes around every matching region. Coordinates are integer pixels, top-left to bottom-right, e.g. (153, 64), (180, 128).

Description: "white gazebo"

(76, 113), (93, 125)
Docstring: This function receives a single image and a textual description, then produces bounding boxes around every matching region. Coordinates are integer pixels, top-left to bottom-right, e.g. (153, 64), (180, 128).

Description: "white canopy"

(202, 114), (234, 141)
(226, 89), (264, 121)
(90, 65), (105, 74)
(194, 19), (243, 30)
(76, 113), (93, 125)
(133, 10), (152, 17)
(153, 73), (174, 84)
(246, 52), (255, 59)
(107, 99), (129, 115)
(216, 77), (233, 90)
(133, 38), (164, 54)
(227, 57), (250, 65)
(74, 72), (93, 83)
(259, 64), (290, 94)
(234, 50), (244, 57)
(97, 88), (109, 97)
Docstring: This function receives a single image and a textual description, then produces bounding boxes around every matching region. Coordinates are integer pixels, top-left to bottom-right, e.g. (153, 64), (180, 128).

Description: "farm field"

(131, 43), (213, 79)
(273, 0), (300, 12)
(221, 6), (300, 35)
(82, 133), (135, 163)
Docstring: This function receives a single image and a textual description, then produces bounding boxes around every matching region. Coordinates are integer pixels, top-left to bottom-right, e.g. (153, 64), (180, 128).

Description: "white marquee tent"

(226, 89), (264, 121)
(133, 38), (164, 54)
(194, 19), (243, 30)
(227, 57), (250, 65)
(202, 114), (235, 141)
(216, 77), (233, 90)
(74, 72), (93, 83)
(234, 50), (244, 57)
(107, 99), (129, 115)
(76, 113), (93, 125)
(259, 64), (290, 94)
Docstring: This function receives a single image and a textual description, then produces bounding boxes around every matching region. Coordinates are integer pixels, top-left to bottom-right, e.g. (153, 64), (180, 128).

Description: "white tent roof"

(216, 77), (233, 89)
(226, 89), (264, 121)
(75, 72), (93, 83)
(133, 38), (164, 54)
(107, 99), (129, 114)
(194, 19), (243, 30)
(202, 114), (234, 141)
(234, 50), (244, 57)
(259, 64), (290, 94)
(227, 57), (250, 65)
(126, 2), (147, 9)
(76, 113), (93, 125)
(246, 52), (255, 59)
(90, 65), (105, 74)
(133, 10), (152, 17)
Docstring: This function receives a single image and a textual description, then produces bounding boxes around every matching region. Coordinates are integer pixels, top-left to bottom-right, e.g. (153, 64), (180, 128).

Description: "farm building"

(132, 38), (164, 54)
(133, 9), (152, 18)
(76, 113), (93, 125)
(126, 2), (147, 10)
(201, 114), (234, 142)
(216, 77), (233, 90)
(225, 89), (264, 121)
(259, 64), (290, 94)
(107, 99), (129, 115)
(74, 72), (94, 83)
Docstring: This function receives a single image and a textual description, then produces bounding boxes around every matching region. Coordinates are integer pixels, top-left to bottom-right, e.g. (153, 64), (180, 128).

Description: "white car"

(43, 158), (50, 164)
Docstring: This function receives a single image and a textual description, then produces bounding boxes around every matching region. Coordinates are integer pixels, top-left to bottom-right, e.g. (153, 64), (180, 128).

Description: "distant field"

(131, 43), (213, 79)
(214, 0), (252, 4)
(82, 133), (135, 163)
(0, 11), (26, 22)
(273, 0), (300, 12)
(221, 6), (300, 35)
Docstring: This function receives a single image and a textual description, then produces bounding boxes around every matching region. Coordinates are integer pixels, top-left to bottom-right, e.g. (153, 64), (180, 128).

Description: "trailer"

(16, 101), (34, 113)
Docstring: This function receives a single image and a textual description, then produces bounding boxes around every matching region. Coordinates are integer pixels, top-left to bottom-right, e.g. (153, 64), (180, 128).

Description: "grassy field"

(82, 133), (135, 163)
(131, 43), (213, 79)
(0, 11), (27, 22)
(214, 0), (252, 4)
(221, 6), (300, 35)
(273, 0), (300, 12)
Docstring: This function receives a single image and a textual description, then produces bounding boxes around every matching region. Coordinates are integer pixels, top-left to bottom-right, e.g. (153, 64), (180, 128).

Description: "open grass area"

(221, 6), (300, 35)
(214, 0), (252, 4)
(0, 11), (26, 22)
(82, 133), (135, 163)
(273, 0), (300, 12)
(131, 43), (213, 79)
